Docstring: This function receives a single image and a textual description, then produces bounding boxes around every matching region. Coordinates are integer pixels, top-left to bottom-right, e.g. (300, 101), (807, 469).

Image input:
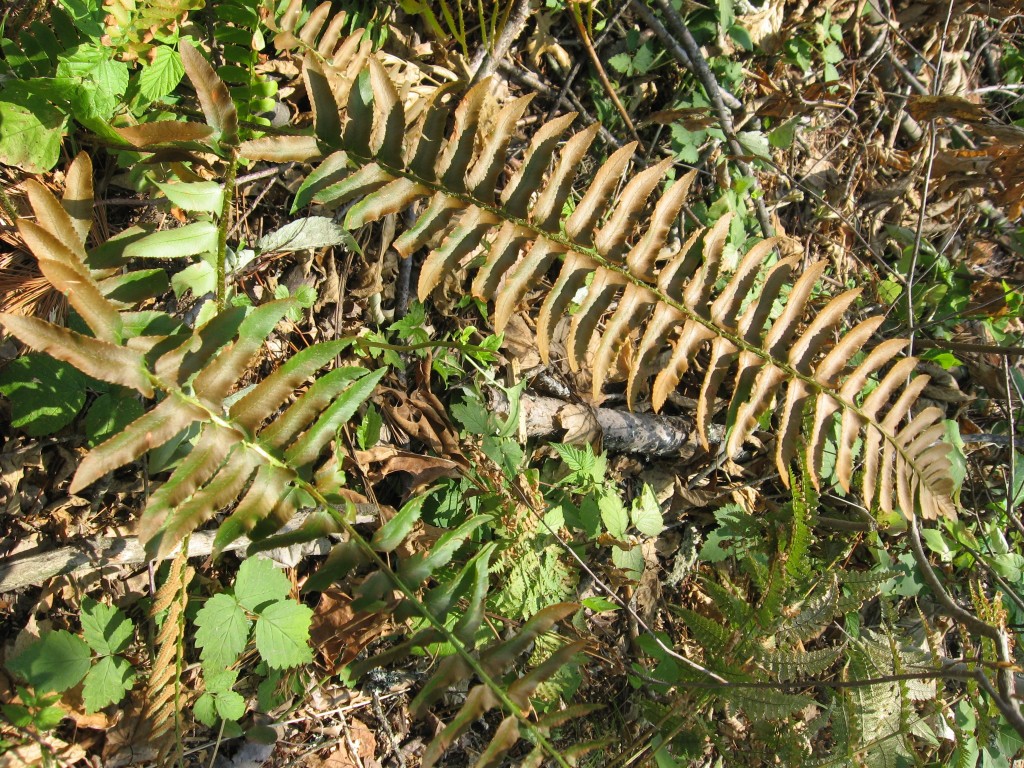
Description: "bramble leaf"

(82, 655), (135, 712)
(254, 601), (313, 669)
(8, 631), (91, 693)
(195, 593), (250, 671)
(80, 598), (134, 656)
(234, 557), (292, 612)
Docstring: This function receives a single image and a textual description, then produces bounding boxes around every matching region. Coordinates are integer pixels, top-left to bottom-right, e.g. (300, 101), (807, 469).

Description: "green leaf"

(234, 557), (292, 612)
(7, 631), (91, 693)
(84, 393), (145, 448)
(599, 490), (629, 539)
(204, 667), (239, 694)
(171, 260), (216, 298)
(356, 404), (382, 450)
(582, 597), (619, 612)
(214, 690), (246, 721)
(608, 52), (632, 74)
(55, 43), (129, 121)
(194, 692), (218, 727)
(0, 354), (87, 436)
(80, 598), (134, 656)
(451, 396), (491, 435)
(254, 601), (313, 669)
(552, 443), (606, 485)
(612, 546), (645, 580)
(372, 492), (427, 552)
(195, 593), (250, 671)
(631, 484), (665, 537)
(137, 47), (184, 103)
(768, 118), (799, 150)
(0, 93), (67, 173)
(151, 178), (224, 213)
(123, 221), (218, 259)
(81, 656), (135, 712)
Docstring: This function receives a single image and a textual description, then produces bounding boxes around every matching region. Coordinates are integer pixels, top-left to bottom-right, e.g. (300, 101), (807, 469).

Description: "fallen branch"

(0, 507), (377, 593)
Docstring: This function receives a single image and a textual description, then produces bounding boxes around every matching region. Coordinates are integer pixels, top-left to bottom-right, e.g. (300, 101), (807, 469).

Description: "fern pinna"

(2, 150), (593, 767)
(245, 0), (957, 523)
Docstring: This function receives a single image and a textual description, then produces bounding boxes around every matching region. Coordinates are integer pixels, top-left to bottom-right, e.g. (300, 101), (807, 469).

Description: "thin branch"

(639, 0), (774, 237)
(908, 517), (1000, 640)
(569, 2), (642, 145)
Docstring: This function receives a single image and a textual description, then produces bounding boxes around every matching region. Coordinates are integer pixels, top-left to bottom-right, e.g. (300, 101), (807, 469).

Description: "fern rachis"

(244, 6), (957, 523)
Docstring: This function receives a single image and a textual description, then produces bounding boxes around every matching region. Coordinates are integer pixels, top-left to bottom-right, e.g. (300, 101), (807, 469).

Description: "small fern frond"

(144, 545), (193, 766)
(244, 39), (958, 522)
(757, 645), (844, 681)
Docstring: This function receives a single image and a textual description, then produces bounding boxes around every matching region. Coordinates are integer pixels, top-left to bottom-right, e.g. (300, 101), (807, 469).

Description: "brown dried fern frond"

(144, 545), (194, 766)
(243, 19), (958, 521)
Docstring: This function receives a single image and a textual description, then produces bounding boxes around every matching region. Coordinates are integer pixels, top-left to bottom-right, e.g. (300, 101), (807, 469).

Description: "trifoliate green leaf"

(82, 655), (135, 712)
(254, 602), (313, 669)
(80, 598), (134, 655)
(631, 484), (665, 537)
(552, 443), (606, 485)
(234, 557), (292, 612)
(204, 668), (239, 694)
(8, 631), (91, 693)
(195, 593), (249, 671)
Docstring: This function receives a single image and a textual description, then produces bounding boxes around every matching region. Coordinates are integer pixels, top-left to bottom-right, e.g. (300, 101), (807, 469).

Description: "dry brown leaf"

(311, 589), (394, 673)
(317, 717), (379, 767)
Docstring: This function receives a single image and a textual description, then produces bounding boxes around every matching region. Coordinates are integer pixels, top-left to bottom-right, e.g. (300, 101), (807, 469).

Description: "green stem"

(216, 152), (239, 312)
(0, 183), (19, 226)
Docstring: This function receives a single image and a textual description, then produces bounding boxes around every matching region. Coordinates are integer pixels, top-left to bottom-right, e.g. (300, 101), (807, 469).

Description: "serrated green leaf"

(8, 631), (91, 693)
(80, 598), (134, 655)
(195, 593), (249, 671)
(631, 484), (664, 537)
(123, 221), (218, 259)
(151, 178), (224, 213)
(194, 692), (218, 727)
(254, 601), (313, 669)
(204, 667), (239, 694)
(82, 655), (135, 712)
(552, 443), (605, 484)
(137, 47), (184, 103)
(451, 396), (491, 435)
(234, 557), (292, 612)
(214, 690), (246, 721)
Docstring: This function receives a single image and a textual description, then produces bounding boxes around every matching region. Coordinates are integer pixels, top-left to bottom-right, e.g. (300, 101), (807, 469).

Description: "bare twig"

(568, 2), (642, 145)
(638, 0), (774, 237)
(468, 0), (532, 85)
